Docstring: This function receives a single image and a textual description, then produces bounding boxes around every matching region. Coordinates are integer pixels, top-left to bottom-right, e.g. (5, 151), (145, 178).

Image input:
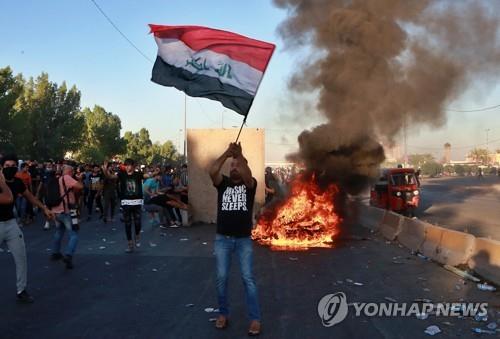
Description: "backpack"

(45, 175), (71, 208)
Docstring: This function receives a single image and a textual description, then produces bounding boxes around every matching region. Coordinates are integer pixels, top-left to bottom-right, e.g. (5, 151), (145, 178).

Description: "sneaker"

(62, 255), (74, 269)
(175, 221), (182, 226)
(125, 242), (134, 253)
(43, 221), (50, 230)
(50, 253), (63, 261)
(17, 290), (34, 304)
(215, 315), (228, 329)
(248, 320), (261, 336)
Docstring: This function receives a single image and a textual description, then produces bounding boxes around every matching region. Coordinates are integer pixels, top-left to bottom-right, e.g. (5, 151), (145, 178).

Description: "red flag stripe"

(149, 24), (275, 72)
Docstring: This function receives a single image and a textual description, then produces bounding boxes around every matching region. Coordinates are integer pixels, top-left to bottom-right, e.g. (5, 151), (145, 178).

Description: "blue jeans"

(15, 196), (27, 219)
(214, 234), (261, 321)
(53, 213), (79, 256)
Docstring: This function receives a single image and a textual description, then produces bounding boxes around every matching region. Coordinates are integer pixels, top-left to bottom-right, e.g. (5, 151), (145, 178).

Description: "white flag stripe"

(155, 37), (263, 96)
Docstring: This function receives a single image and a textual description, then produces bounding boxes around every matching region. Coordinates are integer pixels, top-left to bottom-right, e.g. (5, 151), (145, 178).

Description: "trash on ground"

(471, 328), (496, 335)
(486, 322), (497, 330)
(152, 268), (158, 272)
(354, 282), (364, 286)
(208, 318), (217, 322)
(104, 261), (111, 266)
(204, 307), (215, 313)
(202, 242), (208, 245)
(346, 279), (354, 283)
(477, 283), (496, 292)
(180, 238), (189, 241)
(99, 246), (106, 250)
(424, 325), (441, 336)
(474, 314), (488, 322)
(185, 303), (194, 307)
(444, 265), (480, 282)
(102, 238), (106, 242)
(417, 313), (429, 320)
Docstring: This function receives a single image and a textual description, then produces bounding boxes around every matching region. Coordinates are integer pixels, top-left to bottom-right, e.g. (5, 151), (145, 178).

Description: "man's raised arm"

(209, 144), (234, 186)
(232, 143), (255, 189)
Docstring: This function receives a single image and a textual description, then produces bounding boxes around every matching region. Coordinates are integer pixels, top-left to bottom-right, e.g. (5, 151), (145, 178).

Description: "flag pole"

(235, 115), (247, 143)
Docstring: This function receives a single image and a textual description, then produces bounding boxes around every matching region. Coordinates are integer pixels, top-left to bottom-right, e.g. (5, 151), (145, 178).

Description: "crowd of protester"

(5, 158), (189, 229)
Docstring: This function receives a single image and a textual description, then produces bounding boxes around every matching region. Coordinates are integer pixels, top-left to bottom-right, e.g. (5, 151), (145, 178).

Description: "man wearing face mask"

(0, 154), (55, 303)
(209, 142), (261, 336)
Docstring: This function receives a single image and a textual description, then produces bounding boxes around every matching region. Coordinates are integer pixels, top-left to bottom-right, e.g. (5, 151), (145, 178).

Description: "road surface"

(418, 175), (500, 241)
(1, 216), (499, 338)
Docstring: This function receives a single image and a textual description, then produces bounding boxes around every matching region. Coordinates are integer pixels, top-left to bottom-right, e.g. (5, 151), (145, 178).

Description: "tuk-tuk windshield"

(390, 173), (416, 186)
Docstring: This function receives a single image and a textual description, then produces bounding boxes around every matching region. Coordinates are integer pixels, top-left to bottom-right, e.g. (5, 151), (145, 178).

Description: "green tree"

(443, 164), (454, 175)
(468, 148), (489, 165)
(0, 66), (24, 153)
(123, 128), (153, 164)
(150, 140), (180, 165)
(454, 164), (465, 176)
(421, 161), (443, 177)
(75, 105), (126, 163)
(15, 73), (84, 159)
(408, 153), (435, 168)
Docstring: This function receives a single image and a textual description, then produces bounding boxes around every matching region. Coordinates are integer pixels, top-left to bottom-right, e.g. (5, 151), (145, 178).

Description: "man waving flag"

(149, 24), (275, 117)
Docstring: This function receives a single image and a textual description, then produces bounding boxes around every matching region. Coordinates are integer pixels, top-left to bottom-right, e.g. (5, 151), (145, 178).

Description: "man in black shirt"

(209, 142), (261, 336)
(103, 159), (143, 252)
(0, 154), (54, 303)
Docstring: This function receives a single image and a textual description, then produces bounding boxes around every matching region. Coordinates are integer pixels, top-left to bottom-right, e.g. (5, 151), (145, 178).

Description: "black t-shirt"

(0, 178), (27, 221)
(118, 171), (143, 200)
(215, 175), (257, 237)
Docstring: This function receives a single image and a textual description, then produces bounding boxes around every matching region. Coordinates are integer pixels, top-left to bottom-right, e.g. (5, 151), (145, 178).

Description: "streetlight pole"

(184, 94), (187, 160)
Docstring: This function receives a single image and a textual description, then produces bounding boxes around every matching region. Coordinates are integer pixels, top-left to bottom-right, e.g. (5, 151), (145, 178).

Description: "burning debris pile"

(254, 0), (500, 249)
(252, 174), (341, 250)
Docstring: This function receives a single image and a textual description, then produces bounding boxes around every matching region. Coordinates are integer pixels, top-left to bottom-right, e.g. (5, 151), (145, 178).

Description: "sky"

(1, 0), (500, 163)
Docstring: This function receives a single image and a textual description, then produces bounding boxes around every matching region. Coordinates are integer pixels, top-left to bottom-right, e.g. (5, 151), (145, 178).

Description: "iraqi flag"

(149, 24), (275, 117)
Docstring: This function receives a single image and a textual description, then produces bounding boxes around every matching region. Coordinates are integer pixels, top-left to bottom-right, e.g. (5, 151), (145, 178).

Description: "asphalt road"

(1, 215), (499, 338)
(417, 175), (500, 241)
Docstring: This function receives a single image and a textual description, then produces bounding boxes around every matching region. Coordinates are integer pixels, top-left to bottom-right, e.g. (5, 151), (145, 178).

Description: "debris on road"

(477, 283), (496, 292)
(486, 322), (497, 330)
(204, 307), (215, 313)
(444, 265), (480, 282)
(202, 242), (208, 245)
(152, 268), (158, 272)
(185, 303), (194, 307)
(208, 318), (217, 322)
(416, 313), (429, 320)
(98, 246), (106, 250)
(471, 328), (496, 335)
(180, 238), (189, 241)
(474, 314), (488, 322)
(353, 282), (364, 286)
(424, 325), (441, 336)
(104, 261), (111, 266)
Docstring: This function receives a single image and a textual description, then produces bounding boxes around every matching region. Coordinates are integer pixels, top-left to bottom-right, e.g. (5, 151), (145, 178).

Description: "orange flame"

(252, 174), (342, 250)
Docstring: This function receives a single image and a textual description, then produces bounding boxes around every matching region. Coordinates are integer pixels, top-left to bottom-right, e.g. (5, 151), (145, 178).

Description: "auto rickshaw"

(369, 168), (420, 217)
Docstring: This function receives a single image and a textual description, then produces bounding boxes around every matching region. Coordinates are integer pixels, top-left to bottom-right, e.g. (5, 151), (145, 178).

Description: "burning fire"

(252, 174), (342, 250)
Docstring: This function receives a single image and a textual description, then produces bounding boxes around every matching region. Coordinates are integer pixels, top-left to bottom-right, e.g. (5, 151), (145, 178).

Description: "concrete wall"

(187, 128), (265, 224)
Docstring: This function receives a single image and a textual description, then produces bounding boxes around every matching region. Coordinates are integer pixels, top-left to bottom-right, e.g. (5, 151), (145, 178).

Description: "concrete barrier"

(358, 205), (385, 231)
(420, 225), (445, 260)
(397, 218), (426, 252)
(469, 237), (500, 285)
(379, 211), (403, 241)
(435, 228), (475, 266)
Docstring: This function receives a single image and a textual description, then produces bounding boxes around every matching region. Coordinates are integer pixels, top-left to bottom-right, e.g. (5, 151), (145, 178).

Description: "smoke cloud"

(275, 0), (500, 194)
